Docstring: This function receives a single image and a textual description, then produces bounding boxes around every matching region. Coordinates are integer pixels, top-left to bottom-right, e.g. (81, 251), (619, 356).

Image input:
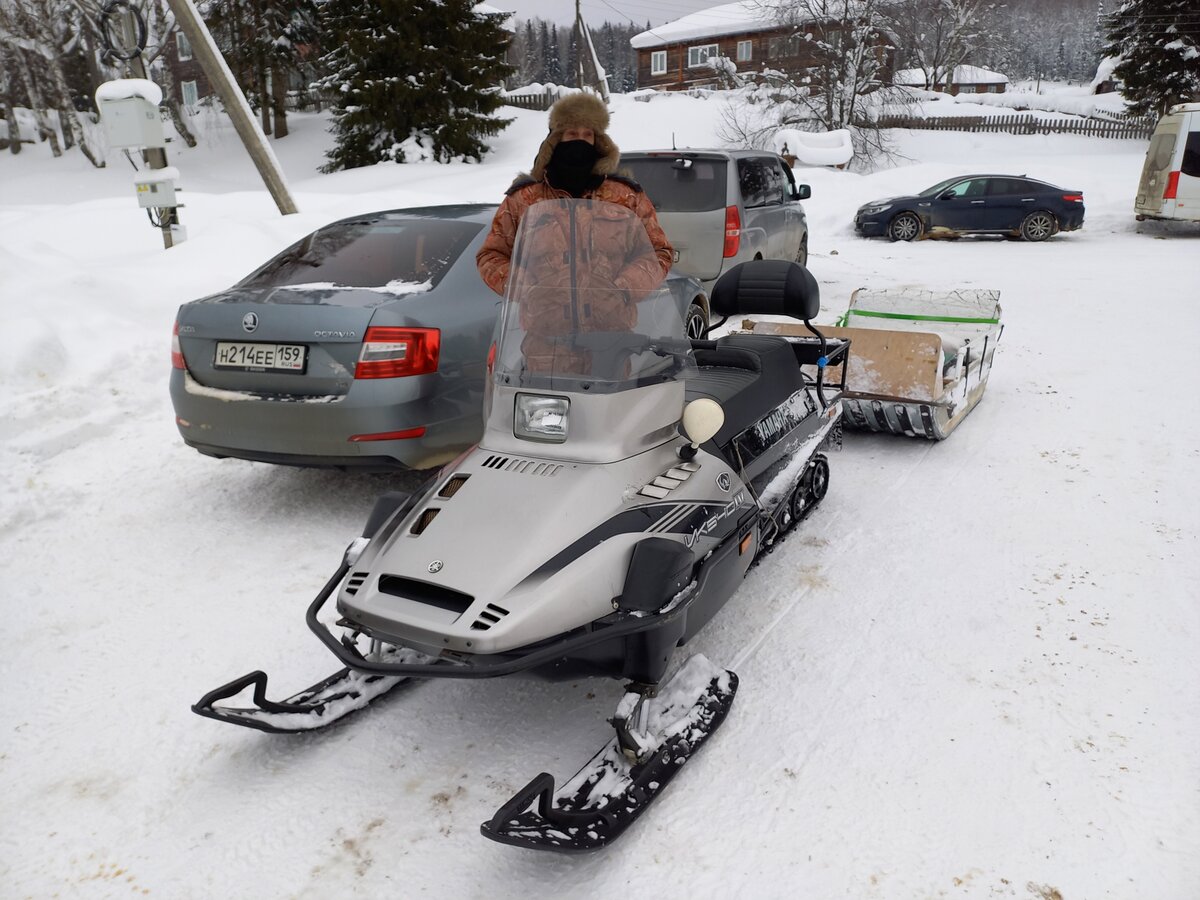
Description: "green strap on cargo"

(845, 309), (1001, 325)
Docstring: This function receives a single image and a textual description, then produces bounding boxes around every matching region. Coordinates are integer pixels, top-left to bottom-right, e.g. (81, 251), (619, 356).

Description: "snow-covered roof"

(631, 1), (778, 50)
(894, 65), (1009, 86)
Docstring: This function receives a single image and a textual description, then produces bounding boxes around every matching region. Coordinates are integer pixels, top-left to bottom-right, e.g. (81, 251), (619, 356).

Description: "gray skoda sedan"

(170, 203), (706, 471)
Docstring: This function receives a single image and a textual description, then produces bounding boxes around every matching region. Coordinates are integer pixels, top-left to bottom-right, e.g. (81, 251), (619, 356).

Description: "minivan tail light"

(1062, 193), (1083, 202)
(723, 205), (741, 258)
(171, 320), (185, 370)
(1163, 171), (1180, 200)
(355, 327), (440, 378)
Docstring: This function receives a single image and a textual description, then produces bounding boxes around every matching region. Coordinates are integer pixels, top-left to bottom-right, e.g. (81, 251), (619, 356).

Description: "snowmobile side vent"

(482, 455), (510, 469)
(438, 474), (470, 498)
(344, 572), (369, 596)
(469, 603), (511, 631)
(377, 575), (475, 615)
(504, 458), (562, 477)
(410, 507), (440, 535)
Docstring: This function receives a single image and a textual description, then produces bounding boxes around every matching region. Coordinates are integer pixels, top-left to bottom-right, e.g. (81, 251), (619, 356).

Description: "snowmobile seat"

(688, 334), (807, 451)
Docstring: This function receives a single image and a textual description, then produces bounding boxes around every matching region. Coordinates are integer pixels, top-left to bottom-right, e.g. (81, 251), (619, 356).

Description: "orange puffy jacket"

(476, 176), (673, 298)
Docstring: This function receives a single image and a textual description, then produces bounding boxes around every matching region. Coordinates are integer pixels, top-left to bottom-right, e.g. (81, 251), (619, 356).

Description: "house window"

(767, 34), (803, 58)
(687, 44), (718, 68)
(651, 50), (667, 75)
(987, 84), (1000, 93)
(182, 80), (198, 108)
(176, 30), (193, 62)
(737, 40), (752, 62)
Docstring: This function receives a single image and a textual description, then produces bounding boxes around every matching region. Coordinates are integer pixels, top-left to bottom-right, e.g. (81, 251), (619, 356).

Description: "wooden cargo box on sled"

(742, 288), (1003, 440)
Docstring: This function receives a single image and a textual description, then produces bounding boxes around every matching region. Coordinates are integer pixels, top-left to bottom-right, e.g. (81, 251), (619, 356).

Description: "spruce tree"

(523, 20), (541, 83)
(315, 0), (514, 171)
(1104, 0), (1200, 116)
(546, 24), (563, 83)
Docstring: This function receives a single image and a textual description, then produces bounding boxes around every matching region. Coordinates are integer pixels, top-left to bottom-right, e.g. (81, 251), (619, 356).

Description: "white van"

(1135, 102), (1200, 222)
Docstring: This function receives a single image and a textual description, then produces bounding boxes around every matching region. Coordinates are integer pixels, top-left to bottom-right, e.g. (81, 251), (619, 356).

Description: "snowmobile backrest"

(710, 259), (820, 322)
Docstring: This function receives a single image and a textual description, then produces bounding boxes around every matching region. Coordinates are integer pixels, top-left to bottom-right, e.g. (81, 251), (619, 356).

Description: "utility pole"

(164, 0), (298, 216)
(116, 8), (177, 248)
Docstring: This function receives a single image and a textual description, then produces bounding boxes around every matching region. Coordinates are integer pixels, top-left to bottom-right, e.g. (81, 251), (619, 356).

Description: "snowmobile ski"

(191, 645), (424, 734)
(480, 655), (738, 852)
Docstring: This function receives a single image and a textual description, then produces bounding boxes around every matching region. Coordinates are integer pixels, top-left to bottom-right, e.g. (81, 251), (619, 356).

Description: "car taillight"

(1163, 171), (1180, 200)
(1062, 193), (1084, 202)
(354, 327), (440, 379)
(171, 320), (185, 370)
(723, 205), (741, 258)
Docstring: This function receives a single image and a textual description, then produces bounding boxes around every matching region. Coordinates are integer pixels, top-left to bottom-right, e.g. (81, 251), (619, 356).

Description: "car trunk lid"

(176, 288), (385, 396)
(620, 155), (728, 281)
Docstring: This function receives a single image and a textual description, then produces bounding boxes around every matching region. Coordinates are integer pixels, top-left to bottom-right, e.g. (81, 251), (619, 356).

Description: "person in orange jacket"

(476, 92), (673, 299)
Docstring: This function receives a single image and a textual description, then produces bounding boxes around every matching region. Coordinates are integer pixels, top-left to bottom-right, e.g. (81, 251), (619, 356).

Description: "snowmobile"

(193, 199), (848, 852)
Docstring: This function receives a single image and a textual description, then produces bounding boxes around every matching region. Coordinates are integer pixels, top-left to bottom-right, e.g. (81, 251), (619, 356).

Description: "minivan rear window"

(1146, 132), (1178, 173)
(239, 219), (483, 290)
(621, 157), (728, 212)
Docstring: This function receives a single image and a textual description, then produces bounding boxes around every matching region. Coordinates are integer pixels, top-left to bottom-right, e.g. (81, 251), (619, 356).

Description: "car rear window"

(987, 178), (1033, 195)
(239, 218), (483, 290)
(620, 157), (728, 212)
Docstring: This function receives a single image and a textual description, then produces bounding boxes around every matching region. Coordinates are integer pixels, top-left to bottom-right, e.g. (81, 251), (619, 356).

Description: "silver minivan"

(1135, 102), (1200, 223)
(621, 150), (811, 337)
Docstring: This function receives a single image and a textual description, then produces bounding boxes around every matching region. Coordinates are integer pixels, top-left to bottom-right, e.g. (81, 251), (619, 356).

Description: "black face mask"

(546, 139), (603, 197)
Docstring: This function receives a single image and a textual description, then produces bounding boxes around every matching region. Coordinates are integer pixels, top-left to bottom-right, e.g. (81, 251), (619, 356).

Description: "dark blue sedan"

(854, 174), (1085, 242)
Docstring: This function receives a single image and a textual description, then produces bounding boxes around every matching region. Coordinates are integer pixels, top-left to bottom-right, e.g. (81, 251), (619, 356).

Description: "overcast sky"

(495, 0), (724, 27)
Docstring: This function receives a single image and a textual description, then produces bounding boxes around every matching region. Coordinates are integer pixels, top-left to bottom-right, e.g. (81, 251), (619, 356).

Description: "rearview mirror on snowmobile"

(680, 398), (724, 459)
(710, 259), (820, 322)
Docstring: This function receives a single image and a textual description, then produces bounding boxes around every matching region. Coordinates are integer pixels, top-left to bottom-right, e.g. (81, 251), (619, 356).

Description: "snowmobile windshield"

(494, 198), (695, 394)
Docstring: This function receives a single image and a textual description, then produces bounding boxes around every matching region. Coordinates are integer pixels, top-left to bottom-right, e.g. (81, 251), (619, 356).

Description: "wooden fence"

(868, 113), (1154, 139)
(503, 90), (559, 112)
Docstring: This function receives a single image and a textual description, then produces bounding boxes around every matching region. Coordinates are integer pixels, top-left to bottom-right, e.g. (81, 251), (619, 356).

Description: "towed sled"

(743, 288), (1002, 440)
(193, 199), (847, 852)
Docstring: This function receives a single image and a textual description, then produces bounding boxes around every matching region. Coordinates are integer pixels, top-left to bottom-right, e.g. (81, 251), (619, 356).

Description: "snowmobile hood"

(336, 435), (732, 656)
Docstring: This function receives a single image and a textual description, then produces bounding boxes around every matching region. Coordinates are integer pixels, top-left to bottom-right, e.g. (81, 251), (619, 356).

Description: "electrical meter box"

(134, 167), (180, 208)
(96, 80), (167, 150)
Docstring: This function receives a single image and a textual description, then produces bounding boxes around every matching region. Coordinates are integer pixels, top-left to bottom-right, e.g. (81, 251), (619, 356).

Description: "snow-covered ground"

(2, 94), (1198, 899)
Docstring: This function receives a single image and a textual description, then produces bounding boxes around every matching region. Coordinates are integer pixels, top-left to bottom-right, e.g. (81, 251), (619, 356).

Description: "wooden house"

(630, 0), (895, 92)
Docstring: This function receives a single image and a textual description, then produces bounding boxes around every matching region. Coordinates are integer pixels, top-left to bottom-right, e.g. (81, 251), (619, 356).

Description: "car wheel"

(1020, 211), (1056, 242)
(795, 235), (809, 268)
(888, 212), (921, 242)
(685, 301), (708, 340)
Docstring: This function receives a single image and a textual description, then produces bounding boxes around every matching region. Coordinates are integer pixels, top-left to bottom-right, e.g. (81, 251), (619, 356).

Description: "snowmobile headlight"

(514, 394), (569, 443)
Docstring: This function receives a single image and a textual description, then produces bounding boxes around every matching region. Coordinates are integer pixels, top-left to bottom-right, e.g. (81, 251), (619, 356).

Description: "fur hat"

(530, 92), (620, 182)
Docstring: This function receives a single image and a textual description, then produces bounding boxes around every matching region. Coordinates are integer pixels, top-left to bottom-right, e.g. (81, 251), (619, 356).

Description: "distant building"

(630, 0), (895, 92)
(893, 65), (1009, 95)
(165, 28), (210, 109)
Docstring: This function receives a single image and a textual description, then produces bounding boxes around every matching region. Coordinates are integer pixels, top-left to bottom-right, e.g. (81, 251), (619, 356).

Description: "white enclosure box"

(134, 167), (180, 208)
(96, 79), (167, 150)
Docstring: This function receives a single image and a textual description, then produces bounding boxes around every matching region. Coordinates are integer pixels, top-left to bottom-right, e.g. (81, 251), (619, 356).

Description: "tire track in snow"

(727, 435), (938, 674)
